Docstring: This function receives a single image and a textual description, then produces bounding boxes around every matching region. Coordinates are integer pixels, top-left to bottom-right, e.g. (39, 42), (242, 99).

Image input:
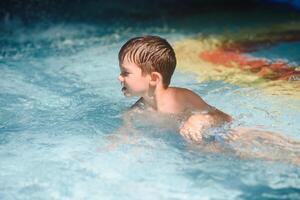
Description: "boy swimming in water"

(118, 35), (232, 140)
(117, 35), (300, 164)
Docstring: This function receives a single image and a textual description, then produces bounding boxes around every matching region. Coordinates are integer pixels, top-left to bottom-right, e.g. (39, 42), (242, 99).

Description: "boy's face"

(118, 59), (151, 97)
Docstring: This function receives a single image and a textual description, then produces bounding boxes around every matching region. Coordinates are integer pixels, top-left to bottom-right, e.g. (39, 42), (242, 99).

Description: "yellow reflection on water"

(174, 35), (300, 100)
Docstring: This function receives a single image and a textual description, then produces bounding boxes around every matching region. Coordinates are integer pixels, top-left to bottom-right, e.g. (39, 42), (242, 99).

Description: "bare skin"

(118, 58), (232, 133)
(117, 58), (300, 165)
(181, 115), (300, 165)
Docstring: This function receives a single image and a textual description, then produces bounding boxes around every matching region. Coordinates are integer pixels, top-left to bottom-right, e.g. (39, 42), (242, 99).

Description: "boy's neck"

(142, 85), (171, 112)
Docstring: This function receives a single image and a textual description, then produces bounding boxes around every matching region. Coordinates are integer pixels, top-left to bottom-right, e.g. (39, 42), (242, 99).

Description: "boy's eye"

(121, 71), (130, 76)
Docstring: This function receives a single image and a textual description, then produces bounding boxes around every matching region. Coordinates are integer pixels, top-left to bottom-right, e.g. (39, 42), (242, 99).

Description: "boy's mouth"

(121, 82), (129, 95)
(121, 86), (127, 92)
(122, 86), (131, 96)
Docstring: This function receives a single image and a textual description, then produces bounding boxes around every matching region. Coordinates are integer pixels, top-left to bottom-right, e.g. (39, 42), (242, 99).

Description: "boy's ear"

(149, 72), (162, 86)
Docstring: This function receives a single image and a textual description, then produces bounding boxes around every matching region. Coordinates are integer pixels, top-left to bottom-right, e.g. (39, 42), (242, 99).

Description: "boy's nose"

(118, 74), (124, 82)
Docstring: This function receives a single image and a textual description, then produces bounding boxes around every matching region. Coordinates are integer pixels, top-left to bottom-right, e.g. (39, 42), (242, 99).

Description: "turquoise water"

(1, 3), (300, 199)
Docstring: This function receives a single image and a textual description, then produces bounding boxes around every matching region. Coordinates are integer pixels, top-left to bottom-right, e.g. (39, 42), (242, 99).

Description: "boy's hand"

(179, 114), (215, 143)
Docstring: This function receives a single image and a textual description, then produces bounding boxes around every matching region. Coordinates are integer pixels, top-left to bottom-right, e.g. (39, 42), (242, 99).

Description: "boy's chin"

(122, 89), (132, 97)
(122, 87), (131, 97)
(123, 92), (132, 97)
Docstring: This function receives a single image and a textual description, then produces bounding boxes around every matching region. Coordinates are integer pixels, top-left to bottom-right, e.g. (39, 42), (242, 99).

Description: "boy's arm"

(98, 99), (143, 152)
(97, 112), (131, 152)
(179, 90), (232, 143)
(186, 89), (232, 123)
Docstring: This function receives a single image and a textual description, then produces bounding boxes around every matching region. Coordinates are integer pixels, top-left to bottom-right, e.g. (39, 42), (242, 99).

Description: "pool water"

(1, 2), (300, 199)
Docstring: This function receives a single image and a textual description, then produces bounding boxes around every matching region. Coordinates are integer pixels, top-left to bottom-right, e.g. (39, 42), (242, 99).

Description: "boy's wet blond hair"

(118, 35), (176, 88)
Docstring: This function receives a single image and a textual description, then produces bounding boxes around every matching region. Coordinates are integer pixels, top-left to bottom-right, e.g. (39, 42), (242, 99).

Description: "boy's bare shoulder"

(171, 87), (198, 96)
(169, 87), (209, 110)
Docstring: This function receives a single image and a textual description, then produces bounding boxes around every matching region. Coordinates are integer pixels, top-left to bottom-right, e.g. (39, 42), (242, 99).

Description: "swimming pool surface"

(1, 1), (300, 199)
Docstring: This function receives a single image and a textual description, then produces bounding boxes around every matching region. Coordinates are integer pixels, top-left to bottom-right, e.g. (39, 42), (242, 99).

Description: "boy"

(118, 35), (232, 143)
(116, 35), (300, 164)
